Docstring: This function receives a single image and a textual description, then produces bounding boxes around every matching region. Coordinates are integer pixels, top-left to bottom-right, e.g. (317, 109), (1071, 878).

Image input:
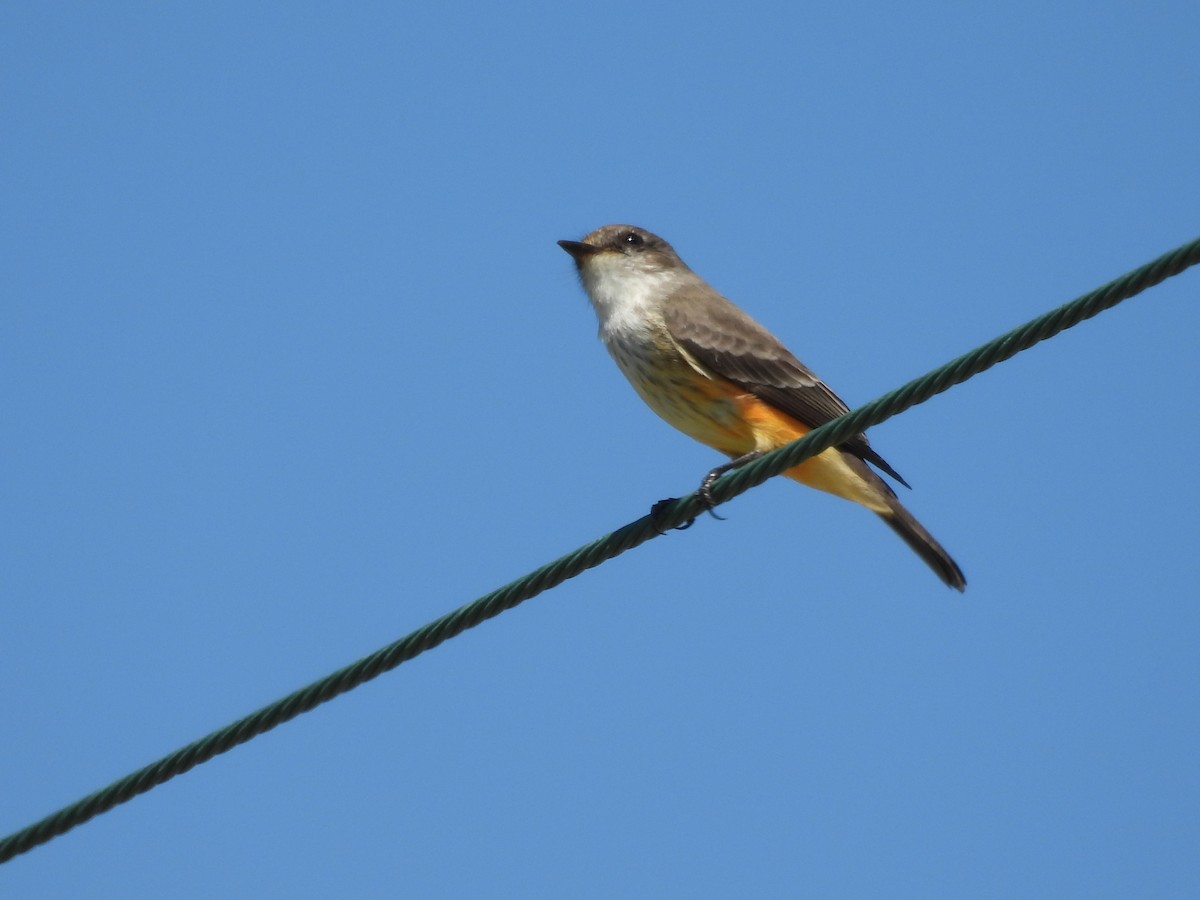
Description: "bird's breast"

(602, 329), (757, 456)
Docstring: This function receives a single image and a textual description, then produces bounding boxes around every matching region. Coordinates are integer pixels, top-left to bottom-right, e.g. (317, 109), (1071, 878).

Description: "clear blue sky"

(4, 3), (1198, 897)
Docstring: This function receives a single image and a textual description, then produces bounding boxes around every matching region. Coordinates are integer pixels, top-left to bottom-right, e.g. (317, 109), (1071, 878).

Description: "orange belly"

(636, 371), (890, 511)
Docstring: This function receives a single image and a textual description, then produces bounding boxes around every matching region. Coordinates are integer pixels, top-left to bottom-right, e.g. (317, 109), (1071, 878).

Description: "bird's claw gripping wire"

(651, 451), (767, 532)
(650, 498), (696, 532)
(700, 448), (763, 508)
(694, 469), (728, 522)
(650, 470), (727, 531)
(696, 450), (765, 520)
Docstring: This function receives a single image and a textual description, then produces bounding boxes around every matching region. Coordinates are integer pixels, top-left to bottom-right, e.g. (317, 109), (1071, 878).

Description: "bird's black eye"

(622, 231), (643, 246)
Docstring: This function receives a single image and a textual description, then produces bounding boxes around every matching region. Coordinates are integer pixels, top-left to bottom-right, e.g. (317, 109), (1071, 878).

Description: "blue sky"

(3, 2), (1198, 897)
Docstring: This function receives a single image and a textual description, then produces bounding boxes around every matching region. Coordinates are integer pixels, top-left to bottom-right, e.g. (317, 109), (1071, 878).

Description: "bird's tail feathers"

(877, 502), (966, 591)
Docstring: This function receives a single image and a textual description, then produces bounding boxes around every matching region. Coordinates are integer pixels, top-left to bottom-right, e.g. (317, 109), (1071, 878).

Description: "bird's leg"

(648, 451), (766, 531)
(696, 451), (765, 520)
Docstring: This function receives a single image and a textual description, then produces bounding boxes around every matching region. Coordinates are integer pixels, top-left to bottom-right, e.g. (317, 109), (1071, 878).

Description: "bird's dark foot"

(651, 497), (695, 532)
(694, 451), (766, 521)
(696, 469), (727, 521)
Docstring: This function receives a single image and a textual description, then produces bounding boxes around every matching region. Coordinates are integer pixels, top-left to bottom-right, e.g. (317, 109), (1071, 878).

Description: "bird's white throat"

(580, 257), (687, 342)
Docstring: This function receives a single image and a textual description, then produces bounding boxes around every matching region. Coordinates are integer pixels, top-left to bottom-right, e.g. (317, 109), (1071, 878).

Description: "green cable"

(2, 235), (1197, 865)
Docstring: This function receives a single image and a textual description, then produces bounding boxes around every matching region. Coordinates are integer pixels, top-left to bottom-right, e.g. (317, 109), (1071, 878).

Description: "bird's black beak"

(558, 239), (599, 261)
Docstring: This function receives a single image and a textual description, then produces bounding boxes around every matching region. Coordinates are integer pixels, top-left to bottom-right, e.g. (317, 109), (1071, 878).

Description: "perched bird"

(559, 224), (965, 591)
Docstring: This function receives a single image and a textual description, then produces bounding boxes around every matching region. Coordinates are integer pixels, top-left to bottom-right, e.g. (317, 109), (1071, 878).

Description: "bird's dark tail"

(878, 503), (966, 592)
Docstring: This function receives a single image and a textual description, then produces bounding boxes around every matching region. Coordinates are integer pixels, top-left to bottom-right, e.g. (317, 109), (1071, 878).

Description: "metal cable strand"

(2, 235), (1197, 865)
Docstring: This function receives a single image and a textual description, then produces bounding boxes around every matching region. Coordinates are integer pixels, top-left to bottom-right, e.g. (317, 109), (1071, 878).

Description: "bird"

(558, 224), (965, 591)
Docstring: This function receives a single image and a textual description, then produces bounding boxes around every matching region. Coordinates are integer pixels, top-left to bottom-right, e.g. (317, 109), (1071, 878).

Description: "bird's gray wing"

(661, 285), (909, 487)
